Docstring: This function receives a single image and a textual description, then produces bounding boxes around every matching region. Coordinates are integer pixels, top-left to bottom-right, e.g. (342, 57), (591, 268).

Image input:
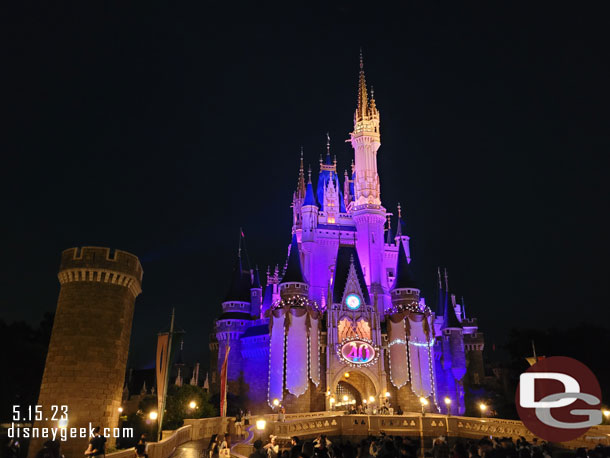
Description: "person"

(235, 411), (243, 440)
(396, 405), (403, 415)
(135, 433), (148, 458)
(218, 435), (229, 457)
(249, 440), (267, 458)
(34, 441), (57, 458)
(264, 435), (279, 458)
(85, 427), (106, 458)
(7, 440), (21, 458)
(290, 437), (301, 458)
(432, 436), (450, 458)
(278, 407), (286, 422)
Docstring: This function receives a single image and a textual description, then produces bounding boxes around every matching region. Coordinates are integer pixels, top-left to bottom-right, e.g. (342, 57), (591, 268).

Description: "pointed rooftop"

(252, 266), (261, 289)
(392, 239), (418, 290)
(224, 253), (252, 303)
(442, 291), (462, 329)
(356, 49), (369, 122)
(280, 234), (305, 284)
(332, 245), (371, 304)
(303, 167), (318, 207)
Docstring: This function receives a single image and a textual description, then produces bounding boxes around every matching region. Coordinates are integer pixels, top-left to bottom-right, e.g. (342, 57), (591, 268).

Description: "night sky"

(3, 5), (609, 370)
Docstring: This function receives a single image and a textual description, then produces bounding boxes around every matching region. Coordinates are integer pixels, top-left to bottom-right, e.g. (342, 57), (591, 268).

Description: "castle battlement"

(58, 247), (143, 297)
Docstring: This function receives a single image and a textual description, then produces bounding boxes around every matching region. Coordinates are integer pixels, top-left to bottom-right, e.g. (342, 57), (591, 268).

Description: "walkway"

(171, 439), (209, 458)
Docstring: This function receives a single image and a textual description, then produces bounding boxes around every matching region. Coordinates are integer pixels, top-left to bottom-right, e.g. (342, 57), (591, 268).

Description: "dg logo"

(516, 356), (602, 442)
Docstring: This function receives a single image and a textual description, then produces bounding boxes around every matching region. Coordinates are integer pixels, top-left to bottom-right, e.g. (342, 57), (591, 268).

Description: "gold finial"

(359, 47), (364, 70)
(326, 132), (331, 156)
(397, 202), (402, 219)
(308, 165), (312, 184)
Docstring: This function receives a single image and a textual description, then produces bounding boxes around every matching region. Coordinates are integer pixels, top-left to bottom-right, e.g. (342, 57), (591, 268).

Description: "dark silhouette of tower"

(29, 247), (142, 458)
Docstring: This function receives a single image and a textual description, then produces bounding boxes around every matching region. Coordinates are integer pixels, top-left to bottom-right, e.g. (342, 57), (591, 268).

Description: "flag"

(241, 228), (245, 238)
(155, 333), (170, 419)
(219, 345), (231, 417)
(526, 356), (546, 366)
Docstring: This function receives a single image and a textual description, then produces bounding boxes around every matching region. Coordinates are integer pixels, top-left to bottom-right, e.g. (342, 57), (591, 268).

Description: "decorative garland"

(271, 295), (320, 311)
(386, 300), (431, 316)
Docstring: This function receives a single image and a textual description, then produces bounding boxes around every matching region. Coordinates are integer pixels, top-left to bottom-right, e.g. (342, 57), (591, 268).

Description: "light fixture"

(189, 401), (197, 409)
(149, 411), (158, 420)
(603, 409), (610, 419)
(369, 396), (375, 403)
(329, 397), (335, 404)
(362, 399), (367, 404)
(256, 419), (266, 431)
(343, 395), (349, 402)
(344, 372), (350, 378)
(58, 419), (68, 429)
(479, 403), (487, 412)
(273, 398), (280, 407)
(419, 397), (428, 406)
(118, 407), (124, 413)
(326, 390), (331, 396)
(385, 391), (390, 398)
(444, 397), (451, 405)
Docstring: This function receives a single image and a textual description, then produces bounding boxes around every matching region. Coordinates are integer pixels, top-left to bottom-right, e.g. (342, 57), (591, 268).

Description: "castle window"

(328, 217), (335, 224)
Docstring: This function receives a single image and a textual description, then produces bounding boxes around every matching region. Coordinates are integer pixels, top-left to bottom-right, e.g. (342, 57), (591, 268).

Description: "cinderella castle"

(209, 55), (484, 415)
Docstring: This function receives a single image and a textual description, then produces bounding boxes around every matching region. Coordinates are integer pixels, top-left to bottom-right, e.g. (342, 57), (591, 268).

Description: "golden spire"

(296, 147), (306, 199)
(356, 48), (369, 121)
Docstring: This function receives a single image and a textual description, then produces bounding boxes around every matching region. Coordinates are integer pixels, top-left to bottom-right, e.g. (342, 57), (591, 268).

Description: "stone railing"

(271, 414), (610, 449)
(106, 425), (193, 458)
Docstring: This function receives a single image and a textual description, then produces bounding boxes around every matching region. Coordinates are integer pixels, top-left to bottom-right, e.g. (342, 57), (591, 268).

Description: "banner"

(219, 345), (230, 417)
(155, 333), (170, 419)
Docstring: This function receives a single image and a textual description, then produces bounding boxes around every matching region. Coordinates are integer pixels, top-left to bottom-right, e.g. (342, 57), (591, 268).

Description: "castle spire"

(356, 48), (369, 122)
(296, 147), (306, 200)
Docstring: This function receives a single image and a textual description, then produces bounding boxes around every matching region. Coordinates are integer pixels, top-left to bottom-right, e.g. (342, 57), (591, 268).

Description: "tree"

(162, 384), (216, 430)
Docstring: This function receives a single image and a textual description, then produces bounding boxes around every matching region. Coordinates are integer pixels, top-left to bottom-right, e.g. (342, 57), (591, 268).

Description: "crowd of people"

(246, 433), (610, 458)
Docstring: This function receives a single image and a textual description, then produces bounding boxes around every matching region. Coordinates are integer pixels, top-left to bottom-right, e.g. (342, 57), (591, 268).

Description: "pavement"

(171, 438), (209, 458)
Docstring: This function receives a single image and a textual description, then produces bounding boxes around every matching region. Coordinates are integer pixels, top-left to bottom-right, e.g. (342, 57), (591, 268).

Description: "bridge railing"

(106, 425), (193, 458)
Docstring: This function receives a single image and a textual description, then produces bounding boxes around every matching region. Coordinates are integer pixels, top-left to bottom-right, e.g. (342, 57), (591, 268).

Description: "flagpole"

(158, 308), (175, 441)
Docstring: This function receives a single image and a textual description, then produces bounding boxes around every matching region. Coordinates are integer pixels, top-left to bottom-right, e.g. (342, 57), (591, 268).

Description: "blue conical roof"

(303, 181), (317, 207)
(252, 267), (261, 289)
(442, 291), (462, 329)
(392, 239), (418, 290)
(224, 255), (252, 302)
(281, 234), (305, 284)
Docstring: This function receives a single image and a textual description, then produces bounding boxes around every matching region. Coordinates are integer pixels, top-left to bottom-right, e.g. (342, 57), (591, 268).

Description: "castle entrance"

(330, 369), (379, 410)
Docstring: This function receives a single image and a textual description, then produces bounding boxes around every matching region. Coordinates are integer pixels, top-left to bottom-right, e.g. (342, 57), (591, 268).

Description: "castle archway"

(330, 368), (380, 409)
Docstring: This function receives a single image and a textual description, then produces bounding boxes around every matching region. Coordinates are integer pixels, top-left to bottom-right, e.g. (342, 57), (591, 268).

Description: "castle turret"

(216, 251), (253, 388)
(250, 266), (262, 317)
(437, 269), (466, 414)
(292, 150), (307, 238)
(267, 234), (320, 411)
(350, 52), (388, 302)
(29, 247), (143, 458)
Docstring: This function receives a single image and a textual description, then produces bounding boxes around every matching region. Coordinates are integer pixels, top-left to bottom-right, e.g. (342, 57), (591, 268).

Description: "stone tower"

(29, 247), (142, 458)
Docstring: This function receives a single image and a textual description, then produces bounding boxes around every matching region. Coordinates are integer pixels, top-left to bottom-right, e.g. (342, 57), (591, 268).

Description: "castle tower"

(350, 53), (388, 302)
(216, 252), (252, 389)
(29, 247), (142, 458)
(387, 240), (434, 411)
(292, 150), (307, 239)
(250, 266), (263, 317)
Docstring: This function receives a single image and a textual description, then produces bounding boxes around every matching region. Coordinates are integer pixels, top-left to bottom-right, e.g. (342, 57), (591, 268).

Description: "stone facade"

(29, 247), (142, 458)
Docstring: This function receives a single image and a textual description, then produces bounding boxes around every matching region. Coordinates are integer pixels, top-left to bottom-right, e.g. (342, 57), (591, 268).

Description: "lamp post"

(149, 411), (158, 440)
(255, 418), (266, 441)
(418, 398), (427, 458)
(479, 403), (487, 418)
(443, 397), (451, 436)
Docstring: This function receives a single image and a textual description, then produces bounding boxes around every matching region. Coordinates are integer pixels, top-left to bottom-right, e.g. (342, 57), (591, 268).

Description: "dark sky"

(2, 5), (609, 370)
